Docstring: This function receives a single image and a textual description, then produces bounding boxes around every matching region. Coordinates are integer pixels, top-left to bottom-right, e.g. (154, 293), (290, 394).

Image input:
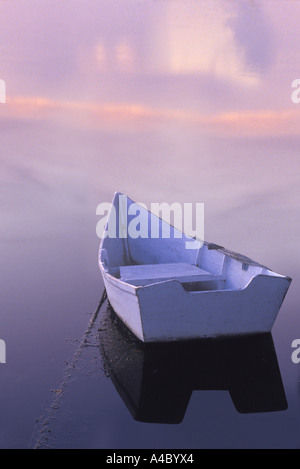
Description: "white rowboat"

(99, 192), (291, 343)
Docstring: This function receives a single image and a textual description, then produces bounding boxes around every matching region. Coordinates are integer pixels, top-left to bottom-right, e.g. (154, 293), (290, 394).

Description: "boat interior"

(99, 194), (279, 291)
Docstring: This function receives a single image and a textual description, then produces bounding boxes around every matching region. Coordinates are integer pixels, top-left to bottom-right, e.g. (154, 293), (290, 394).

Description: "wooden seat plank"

(120, 262), (224, 285)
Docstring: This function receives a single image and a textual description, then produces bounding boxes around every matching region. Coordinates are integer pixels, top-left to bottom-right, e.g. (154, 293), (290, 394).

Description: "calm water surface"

(0, 0), (300, 448)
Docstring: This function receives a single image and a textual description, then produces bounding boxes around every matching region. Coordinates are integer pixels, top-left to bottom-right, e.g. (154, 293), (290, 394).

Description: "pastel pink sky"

(1, 0), (300, 143)
(0, 0), (300, 269)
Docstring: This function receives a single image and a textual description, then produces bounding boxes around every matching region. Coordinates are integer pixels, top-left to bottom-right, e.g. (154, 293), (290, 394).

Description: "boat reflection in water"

(99, 305), (288, 424)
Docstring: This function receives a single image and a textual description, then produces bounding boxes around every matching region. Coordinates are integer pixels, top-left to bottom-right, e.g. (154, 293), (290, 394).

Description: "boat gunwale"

(99, 191), (292, 300)
(99, 192), (291, 280)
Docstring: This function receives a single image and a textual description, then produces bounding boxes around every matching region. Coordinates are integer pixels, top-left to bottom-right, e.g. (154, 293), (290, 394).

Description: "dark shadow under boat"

(99, 305), (288, 424)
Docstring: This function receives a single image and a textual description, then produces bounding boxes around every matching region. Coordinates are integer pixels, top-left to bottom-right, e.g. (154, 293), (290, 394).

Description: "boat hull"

(101, 270), (291, 343)
(99, 192), (292, 343)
